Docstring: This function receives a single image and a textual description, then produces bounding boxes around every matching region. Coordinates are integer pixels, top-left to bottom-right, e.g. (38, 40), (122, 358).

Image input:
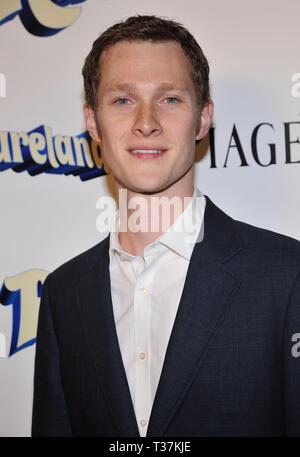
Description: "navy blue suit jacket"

(32, 197), (300, 436)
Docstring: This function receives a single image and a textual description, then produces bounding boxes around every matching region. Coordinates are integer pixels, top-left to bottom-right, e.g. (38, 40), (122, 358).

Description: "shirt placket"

(132, 255), (151, 437)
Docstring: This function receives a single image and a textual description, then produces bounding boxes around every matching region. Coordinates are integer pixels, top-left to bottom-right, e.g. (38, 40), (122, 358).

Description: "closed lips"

(131, 149), (163, 154)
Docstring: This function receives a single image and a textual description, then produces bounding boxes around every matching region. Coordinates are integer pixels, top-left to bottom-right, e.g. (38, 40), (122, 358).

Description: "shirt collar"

(158, 185), (205, 260)
(109, 185), (206, 262)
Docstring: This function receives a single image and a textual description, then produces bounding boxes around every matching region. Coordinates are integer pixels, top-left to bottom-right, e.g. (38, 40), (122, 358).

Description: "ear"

(83, 102), (101, 142)
(195, 100), (214, 141)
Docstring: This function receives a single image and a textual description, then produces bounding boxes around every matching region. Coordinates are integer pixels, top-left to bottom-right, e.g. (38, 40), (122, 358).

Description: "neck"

(114, 168), (195, 257)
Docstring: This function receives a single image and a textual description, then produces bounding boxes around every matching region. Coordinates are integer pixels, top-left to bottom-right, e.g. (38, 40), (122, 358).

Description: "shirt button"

(139, 286), (147, 294)
(139, 352), (146, 360)
(140, 419), (147, 427)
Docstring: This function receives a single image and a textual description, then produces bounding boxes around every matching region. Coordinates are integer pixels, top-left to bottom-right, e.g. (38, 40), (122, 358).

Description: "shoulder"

(204, 196), (300, 272)
(45, 235), (109, 290)
(234, 218), (300, 273)
(235, 218), (300, 253)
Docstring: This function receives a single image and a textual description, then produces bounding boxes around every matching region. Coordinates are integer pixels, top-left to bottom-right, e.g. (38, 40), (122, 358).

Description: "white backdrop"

(0, 0), (299, 436)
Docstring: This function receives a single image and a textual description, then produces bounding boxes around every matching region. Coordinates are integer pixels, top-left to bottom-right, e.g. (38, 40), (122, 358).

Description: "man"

(32, 15), (300, 436)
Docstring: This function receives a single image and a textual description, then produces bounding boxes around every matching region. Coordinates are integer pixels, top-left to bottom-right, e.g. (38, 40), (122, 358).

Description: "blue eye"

(115, 98), (130, 105)
(165, 97), (179, 103)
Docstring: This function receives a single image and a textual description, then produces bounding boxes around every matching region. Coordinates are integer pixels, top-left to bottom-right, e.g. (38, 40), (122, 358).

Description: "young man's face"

(85, 40), (213, 194)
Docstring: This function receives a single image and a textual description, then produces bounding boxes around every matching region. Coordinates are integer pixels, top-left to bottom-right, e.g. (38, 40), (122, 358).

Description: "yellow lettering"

(27, 0), (81, 28)
(54, 135), (75, 165)
(0, 0), (22, 24)
(29, 132), (46, 164)
(73, 136), (94, 168)
(5, 270), (48, 349)
(10, 131), (28, 162)
(44, 126), (59, 168)
(0, 131), (11, 163)
(91, 140), (110, 171)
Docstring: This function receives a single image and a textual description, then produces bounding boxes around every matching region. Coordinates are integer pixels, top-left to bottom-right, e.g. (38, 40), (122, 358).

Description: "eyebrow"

(104, 82), (190, 94)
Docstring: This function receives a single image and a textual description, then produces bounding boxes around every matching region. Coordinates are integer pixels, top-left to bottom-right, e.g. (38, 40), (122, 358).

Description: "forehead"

(98, 40), (195, 92)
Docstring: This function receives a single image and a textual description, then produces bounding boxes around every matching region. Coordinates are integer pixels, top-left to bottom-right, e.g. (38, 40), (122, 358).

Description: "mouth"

(128, 148), (168, 159)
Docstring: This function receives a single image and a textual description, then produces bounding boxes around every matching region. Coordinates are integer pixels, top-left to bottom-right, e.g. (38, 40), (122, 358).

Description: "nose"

(132, 102), (162, 137)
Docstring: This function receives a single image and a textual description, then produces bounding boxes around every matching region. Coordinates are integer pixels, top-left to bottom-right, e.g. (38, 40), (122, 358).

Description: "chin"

(126, 181), (168, 195)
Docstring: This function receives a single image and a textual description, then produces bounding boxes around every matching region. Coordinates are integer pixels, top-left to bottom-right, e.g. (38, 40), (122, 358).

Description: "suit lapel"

(76, 236), (139, 437)
(147, 197), (243, 436)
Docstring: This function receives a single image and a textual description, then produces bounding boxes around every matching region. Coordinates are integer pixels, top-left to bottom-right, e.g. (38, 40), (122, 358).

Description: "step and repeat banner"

(0, 0), (299, 436)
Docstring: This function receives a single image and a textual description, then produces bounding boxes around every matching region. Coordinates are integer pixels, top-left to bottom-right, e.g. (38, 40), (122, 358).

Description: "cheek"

(167, 108), (197, 130)
(168, 116), (197, 146)
(97, 128), (119, 154)
(99, 112), (130, 144)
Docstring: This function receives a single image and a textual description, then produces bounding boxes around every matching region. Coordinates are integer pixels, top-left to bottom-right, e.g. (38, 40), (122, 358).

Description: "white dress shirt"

(108, 186), (206, 436)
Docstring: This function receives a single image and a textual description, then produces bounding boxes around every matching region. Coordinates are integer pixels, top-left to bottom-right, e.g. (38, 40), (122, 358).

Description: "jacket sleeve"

(31, 273), (73, 436)
(283, 269), (300, 436)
